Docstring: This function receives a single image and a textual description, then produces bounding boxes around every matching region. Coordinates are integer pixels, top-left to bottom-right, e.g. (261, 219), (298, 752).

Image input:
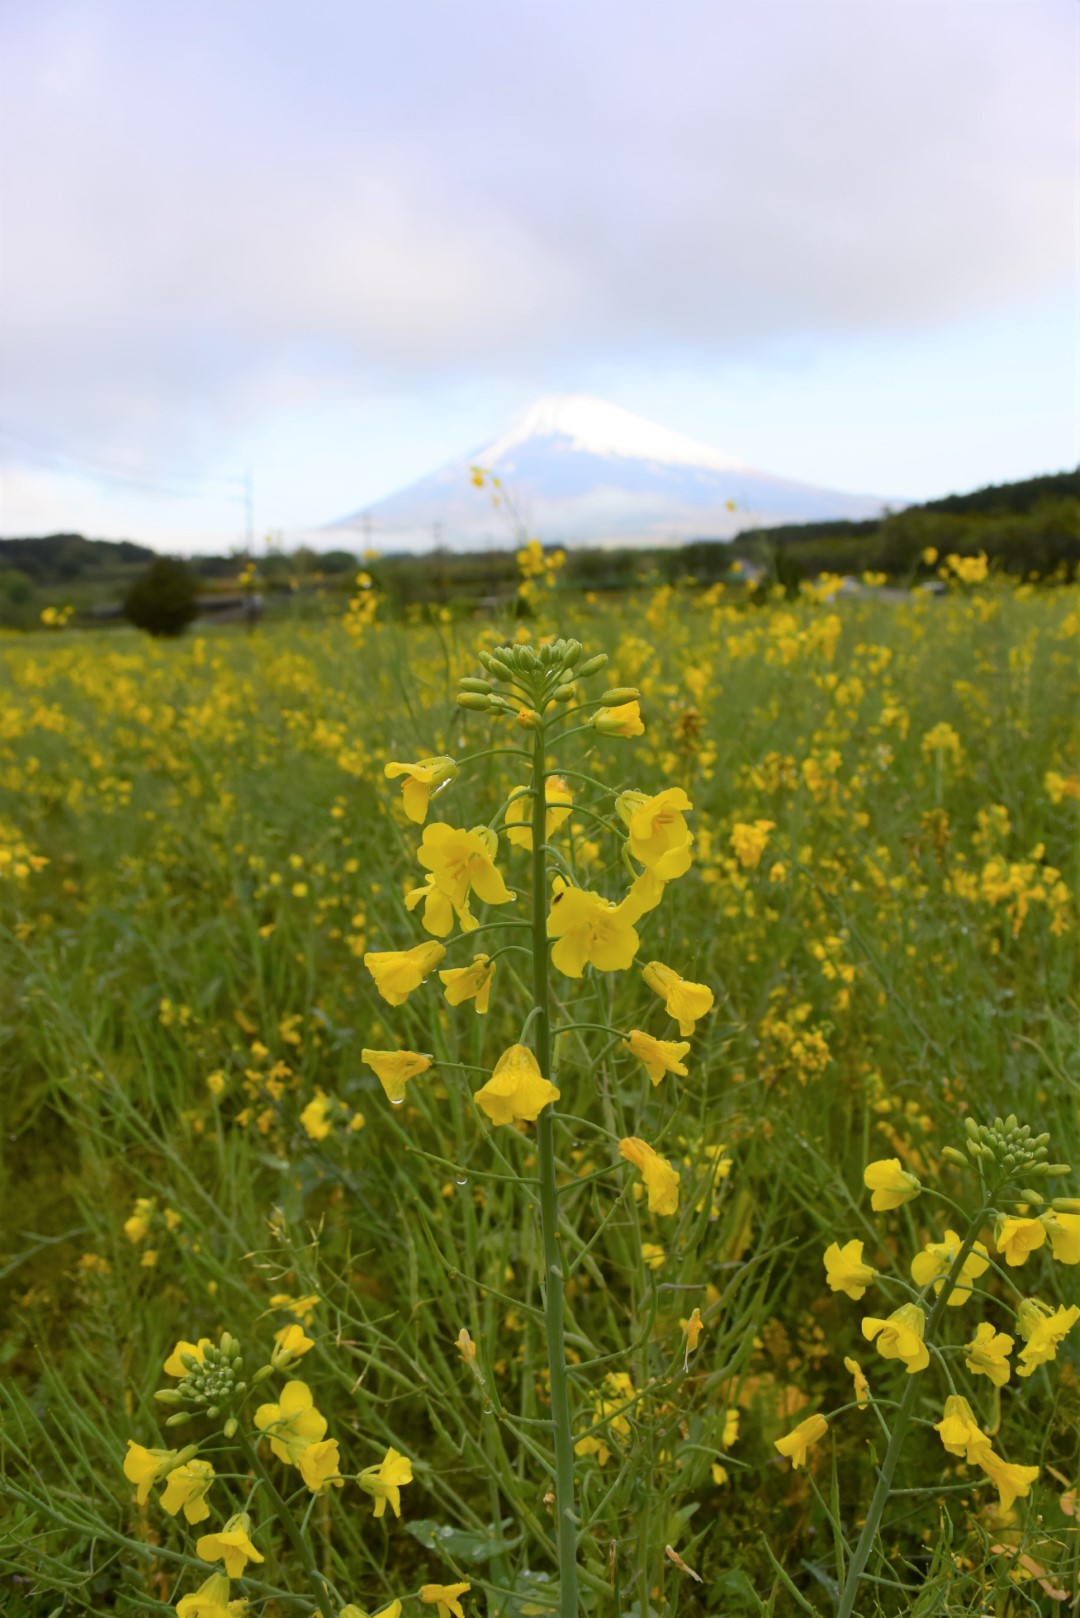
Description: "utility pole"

(245, 469), (255, 556)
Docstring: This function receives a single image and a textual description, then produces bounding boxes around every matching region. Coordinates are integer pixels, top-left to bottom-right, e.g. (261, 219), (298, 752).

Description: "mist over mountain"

(328, 395), (893, 551)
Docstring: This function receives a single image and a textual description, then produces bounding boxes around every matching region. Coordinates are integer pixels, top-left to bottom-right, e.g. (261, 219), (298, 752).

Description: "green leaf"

(404, 1519), (520, 1563)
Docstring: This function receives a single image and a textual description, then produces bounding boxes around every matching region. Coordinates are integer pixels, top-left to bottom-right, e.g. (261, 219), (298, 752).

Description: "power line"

(0, 426), (249, 503)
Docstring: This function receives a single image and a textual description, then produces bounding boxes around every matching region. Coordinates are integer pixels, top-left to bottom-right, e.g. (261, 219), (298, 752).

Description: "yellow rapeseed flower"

(618, 1137), (680, 1215)
(995, 1215), (1046, 1267)
(1016, 1298), (1079, 1377)
(383, 756), (457, 823)
(976, 1447), (1039, 1513)
(272, 1321), (314, 1362)
(364, 942), (446, 1007)
(641, 961), (714, 1036)
(682, 1307), (704, 1357)
(163, 1338), (213, 1378)
(195, 1513), (265, 1579)
(616, 787), (694, 879)
(861, 1303), (930, 1373)
(438, 954), (495, 1014)
(505, 776), (573, 850)
(910, 1229), (989, 1304)
(299, 1089), (334, 1140)
(340, 1604), (402, 1618)
(623, 1029), (690, 1086)
(174, 1571), (246, 1617)
(298, 1438), (344, 1493)
(1044, 1210), (1080, 1263)
(474, 1044), (560, 1126)
(843, 1356), (870, 1407)
(410, 823), (515, 936)
(964, 1321), (1013, 1386)
(823, 1239), (877, 1300)
(123, 1441), (180, 1505)
(160, 1459), (216, 1524)
(357, 1446), (413, 1519)
(362, 1048), (432, 1105)
(934, 1395), (992, 1463)
(774, 1413), (828, 1469)
(254, 1380), (327, 1465)
(592, 701), (644, 738)
(729, 820), (775, 869)
(863, 1158), (921, 1211)
(546, 879), (641, 976)
(420, 1583), (471, 1618)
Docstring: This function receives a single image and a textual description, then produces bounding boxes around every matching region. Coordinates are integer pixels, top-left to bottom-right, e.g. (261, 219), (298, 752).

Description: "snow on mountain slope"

(327, 394), (891, 551)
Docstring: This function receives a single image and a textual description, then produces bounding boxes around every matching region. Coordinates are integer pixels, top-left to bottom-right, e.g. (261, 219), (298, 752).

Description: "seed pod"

(600, 687), (640, 705)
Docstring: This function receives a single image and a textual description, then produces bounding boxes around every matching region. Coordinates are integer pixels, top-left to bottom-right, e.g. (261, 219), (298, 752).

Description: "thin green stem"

(530, 721), (580, 1618)
(835, 1207), (991, 1618)
(239, 1434), (337, 1618)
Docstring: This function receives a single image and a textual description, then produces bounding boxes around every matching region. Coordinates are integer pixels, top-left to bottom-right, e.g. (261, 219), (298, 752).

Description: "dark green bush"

(123, 557), (200, 638)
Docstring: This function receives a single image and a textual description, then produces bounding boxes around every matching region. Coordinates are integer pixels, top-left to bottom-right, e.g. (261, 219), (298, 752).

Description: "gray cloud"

(1, 0), (1076, 470)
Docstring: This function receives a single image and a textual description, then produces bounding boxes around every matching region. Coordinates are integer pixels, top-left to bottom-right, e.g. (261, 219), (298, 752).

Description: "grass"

(0, 577), (1077, 1616)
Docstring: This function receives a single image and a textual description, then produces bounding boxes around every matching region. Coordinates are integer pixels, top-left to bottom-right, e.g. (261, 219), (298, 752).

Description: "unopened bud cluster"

(963, 1115), (1071, 1184)
(155, 1331), (246, 1433)
(459, 638), (625, 720)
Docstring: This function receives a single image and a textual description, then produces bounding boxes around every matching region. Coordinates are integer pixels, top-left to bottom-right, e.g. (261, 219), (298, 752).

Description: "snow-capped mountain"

(328, 394), (891, 551)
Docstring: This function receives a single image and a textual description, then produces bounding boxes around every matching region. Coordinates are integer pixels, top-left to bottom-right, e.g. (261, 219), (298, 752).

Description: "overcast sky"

(1, 0), (1077, 552)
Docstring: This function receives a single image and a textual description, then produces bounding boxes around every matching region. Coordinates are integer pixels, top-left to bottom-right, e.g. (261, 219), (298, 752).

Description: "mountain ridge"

(327, 393), (892, 551)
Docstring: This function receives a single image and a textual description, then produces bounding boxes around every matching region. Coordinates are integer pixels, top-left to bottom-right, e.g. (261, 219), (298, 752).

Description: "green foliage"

(123, 557), (201, 638)
(0, 573), (1077, 1615)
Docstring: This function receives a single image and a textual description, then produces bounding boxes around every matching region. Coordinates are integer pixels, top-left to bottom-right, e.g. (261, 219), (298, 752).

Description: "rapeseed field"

(1, 568), (1077, 1616)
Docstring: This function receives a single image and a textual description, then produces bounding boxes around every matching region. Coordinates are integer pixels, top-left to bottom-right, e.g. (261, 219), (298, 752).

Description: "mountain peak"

(328, 393), (889, 551)
(475, 393), (752, 475)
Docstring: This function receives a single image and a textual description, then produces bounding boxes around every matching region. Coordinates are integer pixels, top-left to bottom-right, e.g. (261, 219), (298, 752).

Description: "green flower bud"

(964, 1117), (980, 1139)
(154, 1389), (185, 1406)
(1045, 1164), (1072, 1177)
(458, 692), (494, 711)
(1018, 1188), (1044, 1204)
(251, 1364), (275, 1385)
(940, 1146), (967, 1167)
(1052, 1197), (1080, 1213)
(575, 653), (609, 678)
(165, 1411), (193, 1428)
(562, 640), (583, 667)
(600, 687), (640, 705)
(552, 683), (577, 702)
(223, 1417), (238, 1439)
(458, 677), (492, 694)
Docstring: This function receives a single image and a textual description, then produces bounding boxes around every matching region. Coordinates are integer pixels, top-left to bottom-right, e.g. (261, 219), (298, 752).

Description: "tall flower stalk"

(362, 634), (704, 1613)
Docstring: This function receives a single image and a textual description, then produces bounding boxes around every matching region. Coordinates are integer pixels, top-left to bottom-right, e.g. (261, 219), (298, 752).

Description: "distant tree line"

(3, 467), (1076, 632)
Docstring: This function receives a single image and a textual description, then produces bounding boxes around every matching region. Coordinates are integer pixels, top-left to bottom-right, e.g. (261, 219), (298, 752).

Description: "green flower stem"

(239, 1434), (337, 1618)
(530, 721), (580, 1618)
(835, 1210), (989, 1618)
